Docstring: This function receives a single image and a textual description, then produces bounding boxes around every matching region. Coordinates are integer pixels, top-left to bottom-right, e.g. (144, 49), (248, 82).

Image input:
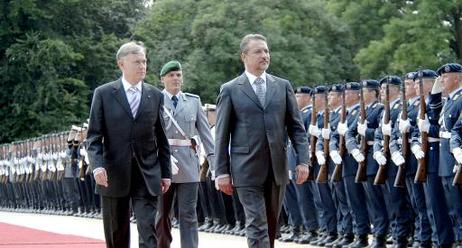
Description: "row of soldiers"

(279, 63), (462, 248)
(0, 124), (102, 217)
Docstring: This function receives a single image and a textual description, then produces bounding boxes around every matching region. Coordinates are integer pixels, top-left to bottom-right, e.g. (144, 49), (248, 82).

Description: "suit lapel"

(237, 74), (263, 109)
(112, 79), (133, 119)
(264, 74), (277, 109)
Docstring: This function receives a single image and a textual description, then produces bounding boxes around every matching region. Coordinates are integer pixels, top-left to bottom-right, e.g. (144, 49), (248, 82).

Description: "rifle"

(332, 84), (347, 182)
(394, 78), (408, 188)
(454, 165), (462, 185)
(308, 93), (317, 181)
(374, 77), (390, 185)
(78, 123), (88, 180)
(317, 91), (329, 183)
(355, 83), (367, 183)
(414, 73), (428, 183)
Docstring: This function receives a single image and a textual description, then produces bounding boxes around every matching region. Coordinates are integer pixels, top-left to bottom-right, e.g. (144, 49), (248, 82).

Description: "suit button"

(175, 131), (178, 134)
(430, 147), (433, 151)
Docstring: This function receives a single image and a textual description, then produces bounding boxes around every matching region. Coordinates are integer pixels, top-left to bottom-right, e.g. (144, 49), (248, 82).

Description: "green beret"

(160, 60), (182, 77)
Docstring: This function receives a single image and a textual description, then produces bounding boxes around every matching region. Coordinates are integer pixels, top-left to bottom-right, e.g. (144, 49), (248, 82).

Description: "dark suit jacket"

(86, 79), (171, 197)
(214, 73), (309, 187)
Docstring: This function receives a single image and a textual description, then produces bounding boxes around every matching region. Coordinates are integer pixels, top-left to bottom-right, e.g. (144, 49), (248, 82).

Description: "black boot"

(279, 225), (302, 242)
(346, 234), (369, 248)
(332, 233), (354, 248)
(297, 230), (318, 244)
(369, 235), (386, 248)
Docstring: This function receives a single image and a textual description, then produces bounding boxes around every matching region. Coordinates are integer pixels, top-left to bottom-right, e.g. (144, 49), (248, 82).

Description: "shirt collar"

(347, 103), (359, 113)
(245, 71), (267, 85)
(122, 76), (142, 93)
(449, 86), (462, 99)
(390, 97), (400, 107)
(162, 89), (182, 100)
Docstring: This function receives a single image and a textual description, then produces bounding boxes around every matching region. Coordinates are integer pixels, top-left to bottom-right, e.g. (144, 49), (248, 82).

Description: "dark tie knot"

(172, 95), (179, 108)
(255, 77), (264, 85)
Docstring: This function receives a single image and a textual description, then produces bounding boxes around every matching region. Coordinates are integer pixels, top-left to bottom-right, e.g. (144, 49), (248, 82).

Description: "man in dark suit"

(86, 41), (171, 248)
(214, 34), (310, 248)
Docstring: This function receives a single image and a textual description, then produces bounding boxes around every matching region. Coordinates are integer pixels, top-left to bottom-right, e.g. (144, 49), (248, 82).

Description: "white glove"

(309, 124), (321, 137)
(321, 127), (331, 139)
(337, 121), (348, 136)
(452, 147), (462, 164)
(351, 149), (365, 163)
(381, 120), (392, 136)
(316, 151), (326, 165)
(373, 151), (387, 166)
(330, 150), (342, 165)
(418, 116), (430, 133)
(391, 151), (405, 166)
(399, 118), (411, 134)
(454, 164), (460, 174)
(411, 144), (425, 160)
(171, 156), (179, 175)
(357, 121), (367, 137)
(431, 76), (443, 94)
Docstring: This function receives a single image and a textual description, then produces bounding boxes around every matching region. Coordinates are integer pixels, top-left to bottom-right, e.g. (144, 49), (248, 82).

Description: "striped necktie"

(254, 77), (265, 106)
(128, 86), (140, 117)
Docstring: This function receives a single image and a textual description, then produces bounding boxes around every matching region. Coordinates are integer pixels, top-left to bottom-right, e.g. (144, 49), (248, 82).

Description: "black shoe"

(346, 234), (369, 248)
(280, 225), (290, 234)
(325, 235), (344, 248)
(454, 240), (462, 248)
(392, 237), (408, 248)
(369, 235), (386, 248)
(333, 234), (354, 248)
(319, 233), (338, 247)
(418, 240), (431, 248)
(387, 235), (394, 244)
(297, 230), (318, 244)
(280, 231), (301, 242)
(233, 224), (245, 236)
(311, 232), (327, 246)
(219, 224), (233, 234)
(198, 219), (213, 231)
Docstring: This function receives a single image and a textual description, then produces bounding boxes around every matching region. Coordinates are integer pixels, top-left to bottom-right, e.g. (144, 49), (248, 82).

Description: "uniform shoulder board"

(303, 109), (309, 113)
(393, 103), (401, 109)
(453, 91), (462, 101)
(413, 100), (419, 106)
(184, 92), (200, 98)
(351, 109), (357, 116)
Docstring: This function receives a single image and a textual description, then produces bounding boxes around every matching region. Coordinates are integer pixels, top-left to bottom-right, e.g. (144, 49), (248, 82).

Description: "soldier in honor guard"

(280, 86), (319, 243)
(346, 80), (389, 248)
(309, 85), (338, 246)
(338, 82), (371, 248)
(433, 62), (462, 248)
(410, 70), (454, 248)
(375, 75), (413, 248)
(324, 83), (354, 248)
(156, 60), (215, 248)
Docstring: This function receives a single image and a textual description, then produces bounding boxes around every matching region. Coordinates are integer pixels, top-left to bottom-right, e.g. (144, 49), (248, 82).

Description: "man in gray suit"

(86, 41), (171, 248)
(156, 60), (215, 248)
(214, 34), (310, 248)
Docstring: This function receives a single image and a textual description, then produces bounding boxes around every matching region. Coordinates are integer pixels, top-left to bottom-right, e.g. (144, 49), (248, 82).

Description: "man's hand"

(373, 151), (387, 166)
(337, 121), (348, 136)
(381, 120), (392, 136)
(431, 76), (443, 94)
(399, 118), (411, 134)
(295, 164), (309, 184)
(321, 127), (331, 139)
(330, 150), (342, 165)
(357, 121), (367, 137)
(93, 168), (108, 187)
(308, 124), (321, 137)
(217, 176), (233, 195)
(351, 149), (365, 163)
(411, 145), (425, 160)
(316, 151), (326, 165)
(391, 152), (405, 166)
(452, 147), (462, 164)
(418, 116), (430, 133)
(161, 179), (171, 193)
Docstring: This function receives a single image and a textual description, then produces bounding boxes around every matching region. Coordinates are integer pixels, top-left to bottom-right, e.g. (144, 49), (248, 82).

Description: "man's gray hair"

(240, 34), (267, 54)
(116, 41), (146, 60)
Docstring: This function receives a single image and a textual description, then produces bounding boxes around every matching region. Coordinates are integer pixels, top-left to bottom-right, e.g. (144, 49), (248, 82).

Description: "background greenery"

(1, 0), (461, 142)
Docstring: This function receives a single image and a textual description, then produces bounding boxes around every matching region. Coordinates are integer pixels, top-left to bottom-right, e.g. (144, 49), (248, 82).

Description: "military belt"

(428, 137), (440, 143)
(168, 139), (192, 146)
(439, 131), (451, 139)
(367, 141), (374, 145)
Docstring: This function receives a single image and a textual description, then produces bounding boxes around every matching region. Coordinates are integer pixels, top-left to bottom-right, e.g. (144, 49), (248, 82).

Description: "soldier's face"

(295, 93), (311, 109)
(328, 92), (341, 107)
(241, 39), (270, 75)
(441, 73), (461, 94)
(345, 90), (359, 106)
(117, 53), (147, 84)
(161, 70), (183, 94)
(363, 89), (377, 104)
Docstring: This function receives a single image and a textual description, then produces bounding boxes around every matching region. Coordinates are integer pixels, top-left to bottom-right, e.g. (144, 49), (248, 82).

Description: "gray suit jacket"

(214, 73), (309, 187)
(162, 91), (215, 183)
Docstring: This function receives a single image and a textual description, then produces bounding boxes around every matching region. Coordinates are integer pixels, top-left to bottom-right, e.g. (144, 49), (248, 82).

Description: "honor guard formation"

(2, 59), (462, 248)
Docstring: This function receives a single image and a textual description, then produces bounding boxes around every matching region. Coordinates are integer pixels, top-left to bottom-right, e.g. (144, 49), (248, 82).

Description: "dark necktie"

(172, 95), (178, 108)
